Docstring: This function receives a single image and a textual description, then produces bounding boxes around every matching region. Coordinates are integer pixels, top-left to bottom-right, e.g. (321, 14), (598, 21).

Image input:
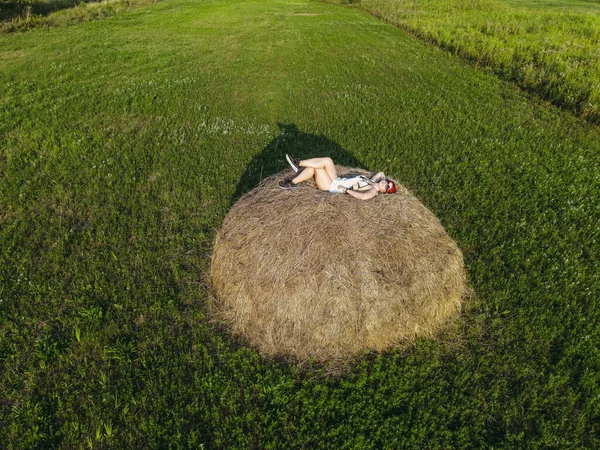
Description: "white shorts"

(329, 179), (343, 194)
(329, 176), (368, 194)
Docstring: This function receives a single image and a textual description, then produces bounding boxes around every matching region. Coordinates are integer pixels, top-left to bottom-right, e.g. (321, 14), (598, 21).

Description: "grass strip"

(326, 0), (600, 124)
(0, 0), (161, 33)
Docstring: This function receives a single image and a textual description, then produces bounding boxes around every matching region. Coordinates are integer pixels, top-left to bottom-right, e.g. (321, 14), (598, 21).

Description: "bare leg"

(298, 157), (338, 181)
(291, 163), (334, 191)
(291, 167), (315, 184)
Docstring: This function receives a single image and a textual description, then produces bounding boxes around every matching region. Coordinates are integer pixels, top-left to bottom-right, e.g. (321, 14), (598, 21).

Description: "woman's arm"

(345, 186), (378, 200)
(371, 172), (386, 183)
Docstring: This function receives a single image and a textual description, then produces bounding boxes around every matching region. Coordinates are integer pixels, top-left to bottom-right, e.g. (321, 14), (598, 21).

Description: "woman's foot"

(286, 154), (302, 173)
(278, 178), (298, 190)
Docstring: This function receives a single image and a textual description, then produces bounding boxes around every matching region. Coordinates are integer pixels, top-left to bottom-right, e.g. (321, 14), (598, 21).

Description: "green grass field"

(348, 0), (600, 124)
(1, 0), (599, 447)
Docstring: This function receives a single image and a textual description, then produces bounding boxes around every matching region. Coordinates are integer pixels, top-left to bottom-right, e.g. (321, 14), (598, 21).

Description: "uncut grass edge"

(0, 0), (162, 33)
(321, 0), (600, 125)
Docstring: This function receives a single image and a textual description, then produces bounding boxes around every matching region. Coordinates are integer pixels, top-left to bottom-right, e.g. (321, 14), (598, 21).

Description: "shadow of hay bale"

(210, 166), (466, 366)
(231, 123), (364, 204)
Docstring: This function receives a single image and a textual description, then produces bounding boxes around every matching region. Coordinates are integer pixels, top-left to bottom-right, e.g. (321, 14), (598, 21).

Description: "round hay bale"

(210, 166), (466, 364)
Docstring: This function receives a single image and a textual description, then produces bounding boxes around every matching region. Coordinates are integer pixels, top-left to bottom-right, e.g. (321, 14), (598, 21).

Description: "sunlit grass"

(343, 0), (600, 123)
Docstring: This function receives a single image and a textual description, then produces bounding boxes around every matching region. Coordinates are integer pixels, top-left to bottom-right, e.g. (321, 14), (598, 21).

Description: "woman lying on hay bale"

(279, 155), (396, 200)
(211, 158), (466, 367)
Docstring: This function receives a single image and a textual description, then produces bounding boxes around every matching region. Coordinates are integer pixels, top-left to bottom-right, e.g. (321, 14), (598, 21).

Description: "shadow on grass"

(231, 123), (365, 203)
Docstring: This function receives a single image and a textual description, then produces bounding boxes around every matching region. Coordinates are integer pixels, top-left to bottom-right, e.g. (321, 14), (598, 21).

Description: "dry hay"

(210, 166), (466, 365)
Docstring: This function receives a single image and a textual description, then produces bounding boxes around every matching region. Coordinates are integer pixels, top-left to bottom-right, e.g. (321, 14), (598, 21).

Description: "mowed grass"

(1, 0), (600, 447)
(347, 0), (600, 124)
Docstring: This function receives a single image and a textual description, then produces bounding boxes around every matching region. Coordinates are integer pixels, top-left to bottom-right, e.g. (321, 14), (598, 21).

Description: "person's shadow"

(231, 123), (366, 203)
